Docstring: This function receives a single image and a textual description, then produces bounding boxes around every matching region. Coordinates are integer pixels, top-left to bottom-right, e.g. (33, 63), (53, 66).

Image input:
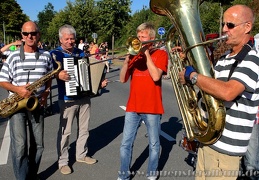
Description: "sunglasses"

(22, 31), (38, 36)
(222, 22), (247, 29)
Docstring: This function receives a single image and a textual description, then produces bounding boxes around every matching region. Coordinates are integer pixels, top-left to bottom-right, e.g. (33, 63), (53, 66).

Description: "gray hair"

(136, 22), (156, 38)
(58, 24), (76, 39)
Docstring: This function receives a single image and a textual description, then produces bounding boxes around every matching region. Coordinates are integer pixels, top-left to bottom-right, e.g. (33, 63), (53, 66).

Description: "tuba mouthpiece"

(219, 34), (228, 40)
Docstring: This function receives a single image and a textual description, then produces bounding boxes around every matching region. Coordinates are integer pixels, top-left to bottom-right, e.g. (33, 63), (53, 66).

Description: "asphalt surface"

(0, 62), (195, 180)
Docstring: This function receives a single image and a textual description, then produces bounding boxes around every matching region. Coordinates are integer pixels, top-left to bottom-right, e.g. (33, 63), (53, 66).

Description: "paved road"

(0, 63), (196, 180)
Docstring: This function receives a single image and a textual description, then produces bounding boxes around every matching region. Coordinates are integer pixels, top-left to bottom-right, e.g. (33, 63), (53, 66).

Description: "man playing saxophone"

(179, 5), (259, 180)
(0, 21), (53, 180)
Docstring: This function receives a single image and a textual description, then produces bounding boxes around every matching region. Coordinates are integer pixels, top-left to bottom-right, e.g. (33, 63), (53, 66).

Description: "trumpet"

(92, 36), (166, 68)
(126, 36), (166, 55)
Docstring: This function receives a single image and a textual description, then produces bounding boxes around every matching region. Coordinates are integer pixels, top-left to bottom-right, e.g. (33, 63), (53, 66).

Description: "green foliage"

(65, 0), (97, 42)
(0, 0), (28, 43)
(96, 0), (131, 44)
(37, 3), (56, 43)
(118, 8), (151, 46)
(10, 0), (259, 48)
(47, 10), (70, 47)
(200, 2), (222, 34)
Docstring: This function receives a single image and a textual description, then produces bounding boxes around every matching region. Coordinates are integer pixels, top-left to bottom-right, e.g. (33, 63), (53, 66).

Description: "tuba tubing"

(150, 0), (226, 144)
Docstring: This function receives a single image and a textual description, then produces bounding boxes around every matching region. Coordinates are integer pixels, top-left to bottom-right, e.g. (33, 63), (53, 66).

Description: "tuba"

(0, 54), (61, 118)
(150, 0), (226, 144)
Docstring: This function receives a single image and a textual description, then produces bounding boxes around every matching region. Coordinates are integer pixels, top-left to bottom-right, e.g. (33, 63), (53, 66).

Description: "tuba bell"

(150, 0), (227, 144)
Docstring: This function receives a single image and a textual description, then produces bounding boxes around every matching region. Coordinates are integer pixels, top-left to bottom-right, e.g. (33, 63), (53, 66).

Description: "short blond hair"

(136, 22), (156, 38)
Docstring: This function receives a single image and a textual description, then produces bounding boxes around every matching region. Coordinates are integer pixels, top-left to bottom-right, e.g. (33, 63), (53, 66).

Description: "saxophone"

(0, 54), (61, 118)
(150, 0), (227, 144)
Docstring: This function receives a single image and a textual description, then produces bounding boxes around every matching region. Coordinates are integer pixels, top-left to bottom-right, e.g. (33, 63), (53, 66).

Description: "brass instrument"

(150, 0), (227, 144)
(0, 54), (61, 118)
(126, 36), (166, 55)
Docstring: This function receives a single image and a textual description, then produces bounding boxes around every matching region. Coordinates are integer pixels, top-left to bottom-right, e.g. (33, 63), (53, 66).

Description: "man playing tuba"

(179, 5), (259, 180)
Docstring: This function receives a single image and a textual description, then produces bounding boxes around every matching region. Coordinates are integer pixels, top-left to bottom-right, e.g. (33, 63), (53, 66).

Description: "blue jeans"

(243, 124), (259, 179)
(118, 112), (161, 180)
(9, 107), (44, 180)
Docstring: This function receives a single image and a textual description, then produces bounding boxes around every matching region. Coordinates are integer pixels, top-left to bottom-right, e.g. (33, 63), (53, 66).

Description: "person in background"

(117, 22), (168, 180)
(239, 108), (259, 180)
(37, 41), (43, 49)
(89, 41), (97, 58)
(78, 39), (84, 50)
(50, 24), (108, 175)
(104, 41), (112, 65)
(83, 42), (90, 56)
(238, 33), (259, 180)
(178, 5), (259, 180)
(0, 21), (53, 180)
(99, 42), (110, 72)
(0, 40), (23, 58)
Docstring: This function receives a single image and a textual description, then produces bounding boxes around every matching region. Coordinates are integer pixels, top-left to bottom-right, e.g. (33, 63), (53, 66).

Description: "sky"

(16, 0), (150, 21)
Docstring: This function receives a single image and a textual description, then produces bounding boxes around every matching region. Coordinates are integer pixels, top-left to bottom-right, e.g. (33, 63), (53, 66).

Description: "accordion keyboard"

(63, 57), (79, 96)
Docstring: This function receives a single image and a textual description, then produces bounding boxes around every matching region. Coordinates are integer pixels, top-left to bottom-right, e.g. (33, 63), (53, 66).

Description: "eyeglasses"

(22, 31), (38, 36)
(222, 22), (247, 29)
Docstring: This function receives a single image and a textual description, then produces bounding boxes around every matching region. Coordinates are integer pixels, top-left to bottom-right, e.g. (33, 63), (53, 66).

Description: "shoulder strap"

(56, 47), (82, 58)
(19, 42), (25, 60)
(227, 40), (253, 80)
(227, 40), (253, 106)
(19, 41), (39, 61)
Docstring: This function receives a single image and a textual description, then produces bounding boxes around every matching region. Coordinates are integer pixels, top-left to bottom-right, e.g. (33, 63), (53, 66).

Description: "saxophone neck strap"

(19, 41), (40, 61)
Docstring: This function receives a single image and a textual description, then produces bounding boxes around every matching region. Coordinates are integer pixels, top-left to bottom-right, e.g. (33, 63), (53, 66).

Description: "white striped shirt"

(0, 49), (53, 97)
(210, 49), (259, 156)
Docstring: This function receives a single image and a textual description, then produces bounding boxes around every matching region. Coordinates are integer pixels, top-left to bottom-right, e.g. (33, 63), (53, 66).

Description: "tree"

(96, 0), (131, 44)
(47, 10), (70, 47)
(200, 2), (222, 35)
(120, 8), (152, 45)
(17, 0), (259, 49)
(0, 0), (28, 43)
(37, 3), (56, 43)
(65, 0), (97, 43)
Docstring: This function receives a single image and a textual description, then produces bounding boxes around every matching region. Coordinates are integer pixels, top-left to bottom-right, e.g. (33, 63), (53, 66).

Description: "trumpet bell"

(126, 36), (142, 55)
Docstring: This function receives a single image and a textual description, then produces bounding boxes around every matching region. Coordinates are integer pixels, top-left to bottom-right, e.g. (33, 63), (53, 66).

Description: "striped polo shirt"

(210, 48), (259, 156)
(0, 49), (53, 97)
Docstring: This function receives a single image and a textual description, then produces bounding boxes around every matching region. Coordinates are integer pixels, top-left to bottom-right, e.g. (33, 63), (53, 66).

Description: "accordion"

(63, 57), (106, 96)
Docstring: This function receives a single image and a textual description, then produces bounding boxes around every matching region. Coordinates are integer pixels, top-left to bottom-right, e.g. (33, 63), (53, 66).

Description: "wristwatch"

(191, 73), (198, 85)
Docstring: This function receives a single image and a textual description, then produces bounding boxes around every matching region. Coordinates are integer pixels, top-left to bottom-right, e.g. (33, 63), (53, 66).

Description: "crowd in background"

(0, 39), (111, 71)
